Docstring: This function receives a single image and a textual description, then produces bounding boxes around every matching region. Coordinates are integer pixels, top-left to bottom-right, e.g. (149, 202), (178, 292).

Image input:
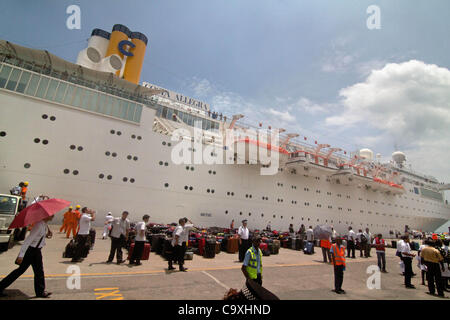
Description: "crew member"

(169, 218), (193, 271)
(238, 220), (250, 262)
(400, 235), (416, 289)
(71, 207), (95, 263)
(0, 215), (53, 298)
(242, 236), (263, 285)
(364, 228), (373, 257)
(66, 205), (81, 239)
(21, 181), (29, 202)
(421, 239), (445, 297)
(321, 235), (332, 263)
(59, 206), (72, 233)
(306, 226), (314, 253)
(347, 227), (356, 259)
(373, 233), (387, 273)
(330, 237), (346, 294)
(103, 212), (113, 239)
(130, 214), (150, 266)
(107, 211), (130, 264)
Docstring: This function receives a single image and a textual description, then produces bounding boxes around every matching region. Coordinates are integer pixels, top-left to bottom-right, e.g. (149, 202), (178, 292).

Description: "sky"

(1, 0), (449, 197)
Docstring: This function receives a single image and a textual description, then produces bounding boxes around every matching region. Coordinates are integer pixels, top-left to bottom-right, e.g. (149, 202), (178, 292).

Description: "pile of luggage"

(63, 228), (96, 259)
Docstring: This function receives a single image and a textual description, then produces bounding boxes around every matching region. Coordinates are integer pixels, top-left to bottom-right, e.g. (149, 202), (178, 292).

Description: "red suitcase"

(128, 242), (151, 261)
(259, 243), (268, 251)
(198, 238), (206, 256)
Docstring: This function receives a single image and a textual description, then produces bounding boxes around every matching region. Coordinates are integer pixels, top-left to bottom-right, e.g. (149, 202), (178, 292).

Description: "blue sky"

(1, 0), (450, 190)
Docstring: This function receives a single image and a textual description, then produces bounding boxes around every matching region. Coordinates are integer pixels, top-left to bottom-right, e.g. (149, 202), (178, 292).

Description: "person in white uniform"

(169, 218), (193, 271)
(238, 220), (250, 262)
(0, 215), (54, 298)
(71, 207), (95, 262)
(102, 212), (113, 239)
(129, 214), (150, 265)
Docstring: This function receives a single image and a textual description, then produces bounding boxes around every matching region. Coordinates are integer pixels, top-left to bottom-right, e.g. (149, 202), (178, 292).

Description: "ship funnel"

(359, 148), (373, 161)
(392, 151), (406, 167)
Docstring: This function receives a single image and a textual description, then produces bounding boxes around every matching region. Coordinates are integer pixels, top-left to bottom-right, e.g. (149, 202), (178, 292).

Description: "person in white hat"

(103, 212), (113, 239)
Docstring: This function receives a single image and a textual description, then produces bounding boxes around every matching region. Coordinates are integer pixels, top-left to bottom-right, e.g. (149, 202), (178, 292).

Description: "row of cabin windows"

(0, 63), (142, 123)
(154, 104), (219, 131)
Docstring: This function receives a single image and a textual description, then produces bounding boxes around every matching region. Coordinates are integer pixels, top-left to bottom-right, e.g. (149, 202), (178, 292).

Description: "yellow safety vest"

(246, 246), (263, 279)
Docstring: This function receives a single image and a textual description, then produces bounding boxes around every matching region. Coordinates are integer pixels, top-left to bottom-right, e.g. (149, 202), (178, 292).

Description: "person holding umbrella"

(0, 198), (70, 298)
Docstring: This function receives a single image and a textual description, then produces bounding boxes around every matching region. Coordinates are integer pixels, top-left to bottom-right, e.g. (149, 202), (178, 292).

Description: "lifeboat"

(285, 150), (308, 168)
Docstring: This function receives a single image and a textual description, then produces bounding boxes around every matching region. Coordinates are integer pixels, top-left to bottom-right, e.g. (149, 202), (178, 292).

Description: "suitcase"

(282, 239), (289, 248)
(262, 249), (271, 256)
(198, 238), (206, 256)
(215, 242), (221, 254)
(204, 240), (216, 258)
(295, 238), (303, 251)
(259, 242), (268, 251)
(273, 239), (280, 249)
(63, 239), (76, 258)
(162, 239), (173, 260)
(391, 240), (397, 249)
(89, 228), (96, 249)
(128, 242), (151, 261)
(269, 242), (279, 254)
(304, 241), (314, 254)
(227, 238), (239, 253)
(287, 237), (292, 249)
(184, 251), (194, 260)
(81, 242), (90, 258)
(221, 237), (228, 251)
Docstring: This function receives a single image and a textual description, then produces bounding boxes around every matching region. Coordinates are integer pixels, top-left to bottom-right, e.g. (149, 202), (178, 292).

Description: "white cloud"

(264, 108), (296, 123)
(321, 36), (358, 73)
(325, 60), (450, 181)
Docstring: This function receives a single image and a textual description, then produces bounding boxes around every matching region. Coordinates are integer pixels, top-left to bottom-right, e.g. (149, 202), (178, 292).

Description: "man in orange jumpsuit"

(66, 205), (81, 239)
(60, 207), (72, 233)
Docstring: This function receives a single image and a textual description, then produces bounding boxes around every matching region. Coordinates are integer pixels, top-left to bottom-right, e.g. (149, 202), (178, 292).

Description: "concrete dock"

(0, 227), (447, 300)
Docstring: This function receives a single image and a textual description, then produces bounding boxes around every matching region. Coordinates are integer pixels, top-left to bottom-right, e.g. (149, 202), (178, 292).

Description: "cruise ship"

(1, 25), (449, 235)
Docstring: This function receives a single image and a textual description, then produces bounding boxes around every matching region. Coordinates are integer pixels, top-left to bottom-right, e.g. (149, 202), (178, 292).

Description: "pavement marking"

(0, 257), (377, 279)
(202, 271), (230, 290)
(94, 287), (123, 300)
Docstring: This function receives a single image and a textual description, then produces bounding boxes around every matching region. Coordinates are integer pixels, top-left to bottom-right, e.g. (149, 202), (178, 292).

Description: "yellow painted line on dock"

(94, 287), (123, 300)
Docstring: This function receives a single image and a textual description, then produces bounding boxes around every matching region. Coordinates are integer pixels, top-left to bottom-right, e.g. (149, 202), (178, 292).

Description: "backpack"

(360, 234), (367, 243)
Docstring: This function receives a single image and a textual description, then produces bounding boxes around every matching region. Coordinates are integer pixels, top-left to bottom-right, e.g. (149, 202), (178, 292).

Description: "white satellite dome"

(359, 148), (374, 160)
(392, 151), (406, 165)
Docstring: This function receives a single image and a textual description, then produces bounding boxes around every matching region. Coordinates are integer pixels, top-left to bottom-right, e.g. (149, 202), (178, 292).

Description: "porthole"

(106, 151), (111, 156)
(42, 140), (48, 145)
(249, 213), (251, 216)
(133, 156), (138, 161)
(34, 138), (40, 143)
(231, 192), (234, 196)
(42, 114), (48, 119)
(123, 177), (128, 182)
(50, 116), (56, 121)
(70, 145), (76, 150)
(273, 215), (276, 218)
(184, 186), (188, 190)
(110, 130), (115, 134)
(159, 161), (163, 165)
(73, 170), (79, 175)
(261, 214), (264, 217)
(24, 163), (31, 169)
(207, 189), (210, 193)
(112, 153), (117, 157)
(164, 162), (168, 166)
(127, 155), (132, 160)
(239, 212), (243, 216)
(168, 143), (171, 147)
(0, 131), (6, 137)
(189, 186), (193, 191)
(291, 217), (294, 220)
(107, 175), (112, 180)
(190, 167), (193, 171)
(162, 141), (166, 146)
(77, 146), (83, 151)
(211, 190), (215, 194)
(227, 192), (230, 196)
(225, 210), (228, 214)
(137, 136), (142, 140)
(213, 171), (216, 175)
(131, 135), (136, 139)
(208, 170), (212, 174)
(117, 131), (121, 136)
(99, 174), (104, 179)
(63, 169), (70, 174)
(186, 166), (190, 170)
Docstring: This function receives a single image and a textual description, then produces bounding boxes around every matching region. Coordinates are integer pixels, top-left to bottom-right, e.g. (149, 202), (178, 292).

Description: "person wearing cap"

(66, 205), (81, 239)
(0, 214), (53, 298)
(330, 237), (346, 294)
(130, 214), (150, 266)
(238, 220), (250, 262)
(103, 212), (114, 240)
(59, 206), (72, 233)
(242, 237), (263, 285)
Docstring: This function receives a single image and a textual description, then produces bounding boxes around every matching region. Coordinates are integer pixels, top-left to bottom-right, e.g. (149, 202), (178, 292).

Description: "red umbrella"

(9, 198), (71, 229)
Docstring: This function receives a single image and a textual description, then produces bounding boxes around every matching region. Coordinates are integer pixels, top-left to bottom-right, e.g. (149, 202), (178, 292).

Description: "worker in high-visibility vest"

(66, 205), (81, 238)
(59, 207), (72, 233)
(242, 236), (263, 285)
(321, 237), (332, 263)
(330, 237), (346, 294)
(21, 181), (29, 201)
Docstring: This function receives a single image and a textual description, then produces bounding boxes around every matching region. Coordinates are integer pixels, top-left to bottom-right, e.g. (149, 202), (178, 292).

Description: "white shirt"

(348, 230), (356, 241)
(238, 226), (249, 240)
(19, 220), (47, 258)
(401, 242), (412, 258)
(306, 229), (314, 241)
(363, 231), (372, 243)
(331, 230), (337, 239)
(171, 223), (194, 246)
(110, 217), (130, 238)
(78, 213), (92, 235)
(356, 232), (363, 242)
(105, 214), (113, 224)
(397, 239), (405, 253)
(135, 221), (147, 242)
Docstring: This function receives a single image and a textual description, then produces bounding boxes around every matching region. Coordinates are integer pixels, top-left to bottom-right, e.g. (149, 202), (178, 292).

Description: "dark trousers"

(254, 273), (262, 286)
(402, 257), (413, 286)
(322, 247), (332, 263)
(0, 247), (45, 296)
(130, 241), (145, 264)
(239, 239), (250, 262)
(72, 234), (88, 262)
(376, 252), (386, 271)
(334, 265), (344, 291)
(366, 244), (372, 257)
(108, 235), (125, 262)
(425, 262), (444, 296)
(347, 241), (355, 258)
(173, 242), (187, 269)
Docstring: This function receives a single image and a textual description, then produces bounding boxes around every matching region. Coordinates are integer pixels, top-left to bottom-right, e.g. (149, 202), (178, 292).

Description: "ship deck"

(0, 226), (446, 300)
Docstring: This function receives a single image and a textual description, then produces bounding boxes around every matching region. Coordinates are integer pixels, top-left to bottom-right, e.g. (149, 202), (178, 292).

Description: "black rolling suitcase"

(204, 239), (216, 258)
(391, 240), (397, 249)
(287, 237), (292, 249)
(295, 238), (303, 251)
(221, 237), (228, 251)
(63, 239), (76, 258)
(162, 239), (173, 260)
